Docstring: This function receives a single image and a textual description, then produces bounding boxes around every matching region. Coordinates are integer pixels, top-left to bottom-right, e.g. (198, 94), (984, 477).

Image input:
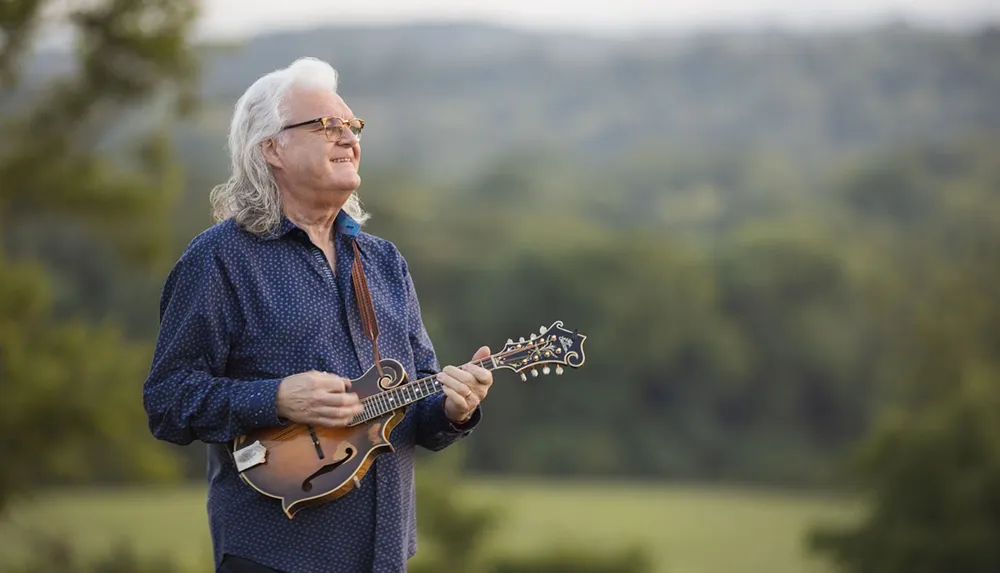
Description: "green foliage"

(0, 1), (45, 85)
(0, 0), (199, 514)
(1, 0), (197, 264)
(420, 137), (998, 485)
(0, 256), (178, 510)
(809, 384), (1000, 573)
(344, 148), (879, 483)
(806, 138), (1000, 571)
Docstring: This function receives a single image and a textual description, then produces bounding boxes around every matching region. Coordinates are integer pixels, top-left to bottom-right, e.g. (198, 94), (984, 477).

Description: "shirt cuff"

(233, 378), (285, 432)
(442, 400), (483, 435)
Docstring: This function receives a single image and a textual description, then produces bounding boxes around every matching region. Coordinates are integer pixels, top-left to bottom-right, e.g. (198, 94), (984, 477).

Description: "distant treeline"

(31, 133), (993, 485)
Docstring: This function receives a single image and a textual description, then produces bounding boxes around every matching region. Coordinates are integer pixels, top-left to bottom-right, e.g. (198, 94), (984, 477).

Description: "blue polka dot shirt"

(142, 210), (482, 573)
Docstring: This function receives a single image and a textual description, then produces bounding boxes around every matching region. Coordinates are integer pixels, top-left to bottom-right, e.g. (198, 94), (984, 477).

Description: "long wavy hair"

(209, 57), (370, 236)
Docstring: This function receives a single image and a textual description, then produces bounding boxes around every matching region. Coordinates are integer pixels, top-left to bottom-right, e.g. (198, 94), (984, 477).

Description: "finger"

(441, 373), (480, 409)
(464, 389), (481, 409)
(440, 385), (470, 411)
(313, 416), (352, 428)
(438, 373), (477, 409)
(312, 408), (356, 427)
(461, 362), (492, 386)
(325, 402), (366, 423)
(314, 392), (360, 408)
(470, 345), (491, 362)
(437, 371), (474, 398)
(315, 372), (351, 392)
(443, 365), (476, 386)
(311, 404), (360, 421)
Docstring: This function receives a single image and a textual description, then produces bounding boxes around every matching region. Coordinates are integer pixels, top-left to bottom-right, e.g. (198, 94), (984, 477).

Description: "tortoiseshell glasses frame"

(281, 116), (365, 142)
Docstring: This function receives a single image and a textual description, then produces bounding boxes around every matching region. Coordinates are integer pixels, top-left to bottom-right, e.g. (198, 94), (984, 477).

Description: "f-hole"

(301, 446), (355, 492)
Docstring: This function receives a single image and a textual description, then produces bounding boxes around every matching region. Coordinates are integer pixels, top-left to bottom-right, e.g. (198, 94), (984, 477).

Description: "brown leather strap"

(351, 240), (383, 375)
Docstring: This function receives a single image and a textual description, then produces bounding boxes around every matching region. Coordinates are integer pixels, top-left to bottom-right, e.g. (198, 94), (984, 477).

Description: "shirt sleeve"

(398, 253), (482, 451)
(142, 242), (284, 446)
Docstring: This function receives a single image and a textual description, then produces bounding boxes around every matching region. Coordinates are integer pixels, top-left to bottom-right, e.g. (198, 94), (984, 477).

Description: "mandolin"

(231, 320), (587, 518)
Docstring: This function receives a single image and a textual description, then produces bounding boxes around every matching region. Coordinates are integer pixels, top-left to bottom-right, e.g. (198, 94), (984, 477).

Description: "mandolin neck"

(350, 356), (499, 425)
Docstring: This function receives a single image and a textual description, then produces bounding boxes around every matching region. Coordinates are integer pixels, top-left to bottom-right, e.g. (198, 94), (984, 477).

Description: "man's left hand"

(437, 346), (493, 424)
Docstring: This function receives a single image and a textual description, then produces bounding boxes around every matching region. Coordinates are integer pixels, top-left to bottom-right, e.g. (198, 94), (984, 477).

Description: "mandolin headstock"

(493, 320), (587, 381)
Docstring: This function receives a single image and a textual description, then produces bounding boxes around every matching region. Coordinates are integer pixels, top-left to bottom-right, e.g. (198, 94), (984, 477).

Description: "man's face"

(266, 87), (362, 201)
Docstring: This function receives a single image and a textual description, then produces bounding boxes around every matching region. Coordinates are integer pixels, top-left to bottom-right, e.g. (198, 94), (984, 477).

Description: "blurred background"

(2, 1), (999, 572)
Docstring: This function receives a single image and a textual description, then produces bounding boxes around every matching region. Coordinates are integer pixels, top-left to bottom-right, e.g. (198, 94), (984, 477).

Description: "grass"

(0, 479), (858, 573)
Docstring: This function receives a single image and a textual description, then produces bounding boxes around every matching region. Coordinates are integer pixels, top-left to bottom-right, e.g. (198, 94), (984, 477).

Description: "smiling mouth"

(331, 158), (353, 163)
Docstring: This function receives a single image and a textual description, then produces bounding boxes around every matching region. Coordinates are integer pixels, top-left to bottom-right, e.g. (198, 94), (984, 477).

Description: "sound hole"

(301, 446), (354, 492)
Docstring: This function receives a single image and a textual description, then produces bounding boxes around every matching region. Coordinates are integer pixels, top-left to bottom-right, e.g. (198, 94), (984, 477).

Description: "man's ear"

(262, 138), (282, 169)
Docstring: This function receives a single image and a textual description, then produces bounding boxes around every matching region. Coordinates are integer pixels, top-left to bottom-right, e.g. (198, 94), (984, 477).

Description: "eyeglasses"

(281, 116), (365, 142)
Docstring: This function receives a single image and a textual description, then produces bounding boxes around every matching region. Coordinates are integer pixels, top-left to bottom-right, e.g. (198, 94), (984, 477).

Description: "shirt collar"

(261, 210), (361, 241)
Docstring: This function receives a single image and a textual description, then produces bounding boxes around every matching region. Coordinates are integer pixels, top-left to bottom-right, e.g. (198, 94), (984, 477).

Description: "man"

(143, 57), (492, 573)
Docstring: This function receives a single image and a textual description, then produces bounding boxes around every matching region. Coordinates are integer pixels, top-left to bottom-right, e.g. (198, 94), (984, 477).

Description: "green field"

(0, 480), (858, 573)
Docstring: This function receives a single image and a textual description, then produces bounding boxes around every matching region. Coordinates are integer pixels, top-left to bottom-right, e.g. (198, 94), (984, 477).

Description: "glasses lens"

(324, 119), (342, 141)
(349, 118), (364, 138)
(325, 118), (363, 141)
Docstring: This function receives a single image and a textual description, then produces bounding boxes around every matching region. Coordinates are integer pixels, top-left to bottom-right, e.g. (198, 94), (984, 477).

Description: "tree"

(809, 383), (1000, 573)
(808, 140), (1000, 573)
(0, 0), (198, 512)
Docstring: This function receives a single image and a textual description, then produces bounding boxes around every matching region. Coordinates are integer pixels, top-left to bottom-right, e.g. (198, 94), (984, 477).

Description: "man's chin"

(330, 178), (361, 194)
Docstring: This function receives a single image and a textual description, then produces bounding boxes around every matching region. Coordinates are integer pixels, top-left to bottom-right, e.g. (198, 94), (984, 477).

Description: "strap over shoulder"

(350, 239), (383, 376)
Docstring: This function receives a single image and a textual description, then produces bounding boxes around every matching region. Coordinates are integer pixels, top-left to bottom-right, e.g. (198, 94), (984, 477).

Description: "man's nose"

(337, 130), (359, 146)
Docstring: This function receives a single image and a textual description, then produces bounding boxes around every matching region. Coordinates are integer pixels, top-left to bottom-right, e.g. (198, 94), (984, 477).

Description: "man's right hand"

(275, 370), (364, 427)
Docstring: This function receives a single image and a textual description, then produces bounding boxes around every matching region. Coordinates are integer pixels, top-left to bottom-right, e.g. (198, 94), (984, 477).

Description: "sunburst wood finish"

(232, 321), (587, 518)
(234, 359), (407, 518)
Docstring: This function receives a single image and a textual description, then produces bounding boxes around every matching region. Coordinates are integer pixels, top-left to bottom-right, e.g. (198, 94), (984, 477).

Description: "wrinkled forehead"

(283, 86), (354, 124)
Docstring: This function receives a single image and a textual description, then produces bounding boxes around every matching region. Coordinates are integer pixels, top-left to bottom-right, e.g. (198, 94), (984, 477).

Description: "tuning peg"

(556, 366), (564, 375)
(519, 336), (525, 343)
(531, 369), (539, 377)
(530, 333), (537, 340)
(520, 373), (527, 382)
(543, 366), (550, 375)
(540, 325), (548, 334)
(507, 338), (514, 345)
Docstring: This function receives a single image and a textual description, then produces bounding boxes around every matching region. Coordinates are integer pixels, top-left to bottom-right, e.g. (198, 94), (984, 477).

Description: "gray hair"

(209, 57), (370, 236)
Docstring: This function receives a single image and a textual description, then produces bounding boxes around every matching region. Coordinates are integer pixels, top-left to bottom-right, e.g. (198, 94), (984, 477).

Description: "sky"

(197, 0), (1000, 39)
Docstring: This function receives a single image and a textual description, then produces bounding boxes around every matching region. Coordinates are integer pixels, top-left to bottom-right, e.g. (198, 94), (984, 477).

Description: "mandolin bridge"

(307, 425), (324, 459)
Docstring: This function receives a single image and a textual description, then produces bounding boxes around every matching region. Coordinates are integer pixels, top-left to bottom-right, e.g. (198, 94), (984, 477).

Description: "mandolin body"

(233, 359), (408, 518)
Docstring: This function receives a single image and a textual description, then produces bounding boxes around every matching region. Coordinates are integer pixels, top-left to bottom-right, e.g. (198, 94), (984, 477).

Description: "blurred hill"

(164, 22), (1000, 177)
(23, 21), (999, 194)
